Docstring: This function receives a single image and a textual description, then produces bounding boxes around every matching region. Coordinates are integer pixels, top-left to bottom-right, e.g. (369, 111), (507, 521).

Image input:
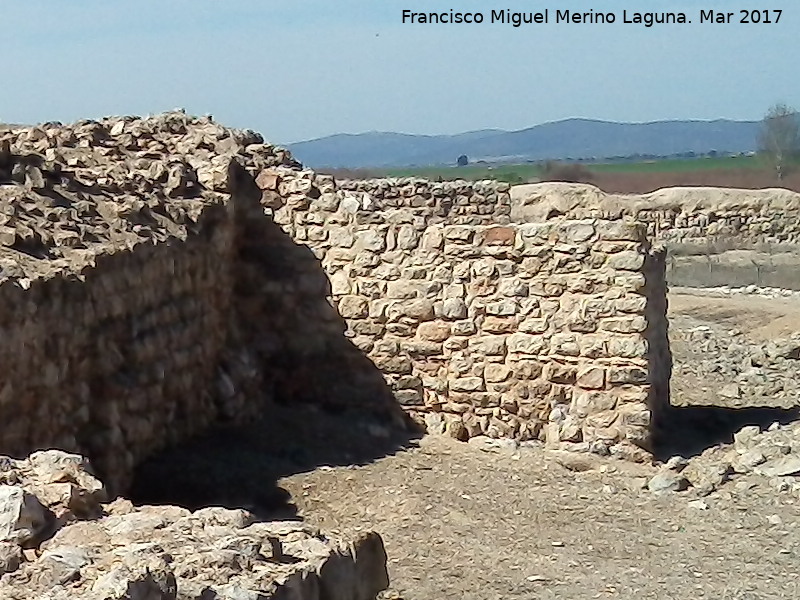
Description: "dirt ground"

(668, 289), (800, 409)
(280, 434), (800, 600)
(131, 289), (800, 600)
(669, 290), (800, 343)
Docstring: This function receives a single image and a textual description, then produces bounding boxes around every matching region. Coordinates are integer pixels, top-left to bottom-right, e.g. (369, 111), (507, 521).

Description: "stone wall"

(0, 207), (237, 493)
(0, 113), (306, 494)
(337, 177), (513, 224)
(510, 183), (800, 290)
(262, 169), (661, 459)
(0, 115), (674, 495)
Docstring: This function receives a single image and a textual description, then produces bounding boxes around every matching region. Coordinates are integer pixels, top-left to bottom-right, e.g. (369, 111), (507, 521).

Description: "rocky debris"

(466, 436), (520, 454)
(672, 285), (800, 300)
(647, 466), (689, 494)
(0, 112), (299, 283)
(0, 451), (389, 599)
(671, 324), (800, 408)
(0, 451), (107, 553)
(0, 506), (388, 600)
(653, 421), (800, 497)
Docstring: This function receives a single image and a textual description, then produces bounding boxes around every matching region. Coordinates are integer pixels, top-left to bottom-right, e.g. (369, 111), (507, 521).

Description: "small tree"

(456, 154), (468, 167)
(758, 103), (800, 180)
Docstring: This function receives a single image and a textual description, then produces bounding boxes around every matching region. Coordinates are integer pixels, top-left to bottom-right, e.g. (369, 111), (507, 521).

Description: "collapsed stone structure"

(0, 110), (798, 597)
(0, 450), (388, 599)
(1, 112), (799, 479)
(0, 113), (669, 489)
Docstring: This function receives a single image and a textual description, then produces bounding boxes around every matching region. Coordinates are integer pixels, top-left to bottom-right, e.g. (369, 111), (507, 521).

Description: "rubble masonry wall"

(265, 172), (663, 460)
(0, 117), (672, 495)
(510, 183), (800, 290)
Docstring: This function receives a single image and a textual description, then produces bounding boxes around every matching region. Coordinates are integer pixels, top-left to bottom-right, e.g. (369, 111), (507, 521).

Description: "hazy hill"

(287, 118), (760, 168)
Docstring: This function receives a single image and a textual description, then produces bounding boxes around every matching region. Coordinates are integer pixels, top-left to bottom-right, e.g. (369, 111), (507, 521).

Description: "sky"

(1, 1), (797, 144)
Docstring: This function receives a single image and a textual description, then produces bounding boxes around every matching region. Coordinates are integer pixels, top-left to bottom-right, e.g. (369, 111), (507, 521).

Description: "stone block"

(481, 317), (516, 334)
(606, 251), (644, 271)
(417, 321), (451, 343)
(469, 335), (507, 356)
(337, 295), (369, 319)
(480, 226), (516, 245)
(507, 333), (545, 355)
(440, 298), (467, 320)
(449, 377), (485, 392)
(484, 364), (511, 383)
(576, 366), (606, 389)
(599, 316), (647, 333)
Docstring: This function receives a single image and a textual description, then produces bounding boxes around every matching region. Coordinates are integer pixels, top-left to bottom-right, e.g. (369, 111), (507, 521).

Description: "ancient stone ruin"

(0, 112), (797, 598)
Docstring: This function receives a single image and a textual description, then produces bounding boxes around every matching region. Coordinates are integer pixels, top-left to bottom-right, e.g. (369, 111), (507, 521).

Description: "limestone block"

(576, 366), (606, 389)
(421, 227), (444, 250)
(351, 321), (384, 336)
(370, 355), (412, 375)
(481, 317), (516, 334)
(395, 389), (423, 406)
(606, 251), (644, 271)
(327, 227), (355, 248)
(543, 363), (576, 384)
(355, 229), (386, 252)
(557, 220), (596, 243)
(599, 221), (644, 241)
(607, 366), (648, 385)
(402, 299), (435, 321)
(468, 335), (507, 356)
(485, 299), (517, 316)
(618, 403), (651, 428)
(417, 321), (451, 342)
(479, 226), (516, 246)
(444, 226), (475, 242)
(471, 258), (496, 278)
(451, 320), (477, 336)
(599, 316), (647, 334)
(449, 377), (485, 393)
(386, 280), (425, 299)
(607, 336), (648, 358)
(401, 341), (442, 356)
(498, 278), (528, 297)
(614, 273), (646, 292)
(507, 334), (545, 356)
(440, 298), (468, 320)
(549, 333), (579, 357)
(484, 364), (512, 383)
(614, 295), (647, 313)
(571, 390), (617, 417)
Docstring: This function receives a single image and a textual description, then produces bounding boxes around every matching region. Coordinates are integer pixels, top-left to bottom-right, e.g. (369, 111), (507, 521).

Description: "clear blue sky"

(1, 1), (797, 143)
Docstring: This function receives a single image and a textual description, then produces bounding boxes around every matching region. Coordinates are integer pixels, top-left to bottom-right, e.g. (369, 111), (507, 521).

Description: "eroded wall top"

(0, 112), (298, 282)
(510, 182), (800, 245)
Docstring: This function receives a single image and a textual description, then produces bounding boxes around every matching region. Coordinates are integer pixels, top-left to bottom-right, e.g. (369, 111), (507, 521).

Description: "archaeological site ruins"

(0, 112), (798, 598)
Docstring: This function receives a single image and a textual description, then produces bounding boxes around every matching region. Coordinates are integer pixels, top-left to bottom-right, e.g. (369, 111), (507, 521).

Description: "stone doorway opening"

(648, 247), (800, 460)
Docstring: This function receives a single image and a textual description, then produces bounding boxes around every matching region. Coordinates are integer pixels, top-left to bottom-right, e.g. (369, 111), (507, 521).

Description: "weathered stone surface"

(0, 486), (51, 546)
(0, 114), (670, 493)
(0, 452), (390, 600)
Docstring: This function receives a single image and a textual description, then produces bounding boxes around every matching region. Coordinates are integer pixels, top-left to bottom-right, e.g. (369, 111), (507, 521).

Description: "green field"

(381, 154), (767, 184)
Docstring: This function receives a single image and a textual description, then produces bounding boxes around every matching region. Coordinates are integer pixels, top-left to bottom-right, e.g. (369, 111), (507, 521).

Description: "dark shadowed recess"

(128, 403), (420, 521)
(652, 404), (799, 461)
(645, 247), (799, 460)
(128, 162), (421, 520)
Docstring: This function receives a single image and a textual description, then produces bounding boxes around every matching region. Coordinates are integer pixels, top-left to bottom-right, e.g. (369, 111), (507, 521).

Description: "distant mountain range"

(286, 118), (761, 169)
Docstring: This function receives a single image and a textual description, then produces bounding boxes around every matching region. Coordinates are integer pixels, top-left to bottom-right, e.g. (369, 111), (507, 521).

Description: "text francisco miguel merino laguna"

(401, 8), (784, 27)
